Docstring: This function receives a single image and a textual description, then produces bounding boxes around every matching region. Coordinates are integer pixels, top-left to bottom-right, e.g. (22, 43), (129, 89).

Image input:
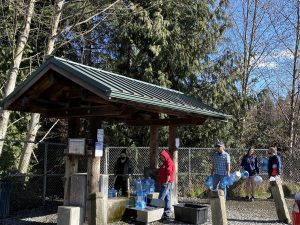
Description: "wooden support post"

(270, 178), (292, 224)
(87, 117), (101, 194)
(64, 118), (81, 205)
(149, 125), (159, 168)
(168, 125), (178, 205)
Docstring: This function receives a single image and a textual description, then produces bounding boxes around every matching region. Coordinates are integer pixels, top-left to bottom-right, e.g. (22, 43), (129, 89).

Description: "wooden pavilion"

(1, 56), (230, 222)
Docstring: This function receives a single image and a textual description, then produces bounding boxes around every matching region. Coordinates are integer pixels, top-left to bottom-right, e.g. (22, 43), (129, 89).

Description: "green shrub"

(282, 182), (300, 197)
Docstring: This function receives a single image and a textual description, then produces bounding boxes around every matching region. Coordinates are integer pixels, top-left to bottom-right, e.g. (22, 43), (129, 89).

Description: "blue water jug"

(204, 176), (213, 189)
(262, 157), (268, 172)
(228, 174), (235, 186)
(242, 171), (249, 180)
(221, 176), (229, 189)
(143, 177), (155, 193)
(149, 178), (155, 193)
(136, 191), (146, 209)
(132, 178), (143, 195)
(108, 188), (117, 198)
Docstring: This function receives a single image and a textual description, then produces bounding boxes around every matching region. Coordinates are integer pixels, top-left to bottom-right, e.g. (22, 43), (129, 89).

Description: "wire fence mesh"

(1, 140), (299, 211)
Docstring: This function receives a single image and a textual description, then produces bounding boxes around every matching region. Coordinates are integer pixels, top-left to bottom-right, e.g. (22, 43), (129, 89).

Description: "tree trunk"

(18, 0), (65, 173)
(18, 113), (40, 173)
(0, 0), (36, 156)
(289, 0), (300, 153)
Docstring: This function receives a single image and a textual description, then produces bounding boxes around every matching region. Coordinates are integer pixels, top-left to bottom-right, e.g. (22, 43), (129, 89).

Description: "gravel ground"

(0, 198), (294, 225)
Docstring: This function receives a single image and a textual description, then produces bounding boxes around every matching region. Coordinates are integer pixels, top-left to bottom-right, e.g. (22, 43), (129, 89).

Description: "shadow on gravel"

(228, 218), (281, 223)
(0, 221), (55, 225)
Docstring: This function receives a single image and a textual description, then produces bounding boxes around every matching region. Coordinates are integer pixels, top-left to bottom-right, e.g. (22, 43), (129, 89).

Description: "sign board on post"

(95, 142), (103, 157)
(95, 129), (104, 157)
(175, 138), (180, 148)
(68, 138), (85, 155)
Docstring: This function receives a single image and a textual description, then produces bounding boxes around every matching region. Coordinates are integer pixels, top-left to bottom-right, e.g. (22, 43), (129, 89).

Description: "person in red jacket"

(157, 150), (175, 219)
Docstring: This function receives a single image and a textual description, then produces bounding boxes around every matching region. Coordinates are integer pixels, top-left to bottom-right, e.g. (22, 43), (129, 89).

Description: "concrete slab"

(134, 206), (164, 224)
(57, 206), (84, 225)
(149, 199), (165, 208)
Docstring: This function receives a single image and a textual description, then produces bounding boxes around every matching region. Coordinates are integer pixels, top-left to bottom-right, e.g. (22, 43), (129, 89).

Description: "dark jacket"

(157, 150), (175, 184)
(113, 157), (133, 181)
(268, 155), (281, 177)
(240, 154), (259, 174)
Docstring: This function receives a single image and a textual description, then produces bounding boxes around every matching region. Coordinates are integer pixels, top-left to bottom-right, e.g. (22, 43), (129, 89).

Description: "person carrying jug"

(240, 147), (259, 201)
(211, 141), (231, 194)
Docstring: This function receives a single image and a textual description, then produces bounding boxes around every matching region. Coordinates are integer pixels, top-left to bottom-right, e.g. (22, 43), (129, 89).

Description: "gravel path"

(0, 198), (294, 225)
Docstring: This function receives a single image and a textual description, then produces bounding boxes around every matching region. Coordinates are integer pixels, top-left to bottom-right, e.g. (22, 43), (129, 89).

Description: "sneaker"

(245, 196), (251, 201)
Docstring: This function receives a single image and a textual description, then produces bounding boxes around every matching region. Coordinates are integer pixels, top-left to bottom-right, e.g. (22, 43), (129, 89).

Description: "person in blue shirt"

(268, 147), (281, 177)
(240, 147), (259, 201)
(211, 141), (231, 194)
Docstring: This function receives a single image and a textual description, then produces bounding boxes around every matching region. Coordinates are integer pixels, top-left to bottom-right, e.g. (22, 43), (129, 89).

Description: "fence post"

(104, 147), (108, 174)
(188, 148), (191, 186)
(43, 143), (48, 206)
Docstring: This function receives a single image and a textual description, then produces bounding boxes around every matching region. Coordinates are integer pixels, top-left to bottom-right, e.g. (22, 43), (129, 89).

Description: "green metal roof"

(1, 56), (231, 120)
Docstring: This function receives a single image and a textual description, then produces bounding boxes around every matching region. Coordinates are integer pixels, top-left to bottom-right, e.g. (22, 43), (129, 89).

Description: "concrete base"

(147, 192), (160, 199)
(107, 197), (129, 223)
(57, 206), (84, 225)
(270, 179), (292, 224)
(87, 192), (107, 225)
(149, 199), (165, 208)
(209, 190), (227, 225)
(134, 206), (164, 224)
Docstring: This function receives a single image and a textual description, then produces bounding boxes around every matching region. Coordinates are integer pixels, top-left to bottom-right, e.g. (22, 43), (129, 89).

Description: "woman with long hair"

(240, 147), (259, 201)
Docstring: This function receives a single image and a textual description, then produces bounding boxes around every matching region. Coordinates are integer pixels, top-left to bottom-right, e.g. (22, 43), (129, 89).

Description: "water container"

(242, 171), (249, 180)
(254, 175), (263, 185)
(228, 174), (235, 185)
(136, 191), (146, 209)
(149, 178), (155, 193)
(108, 188), (117, 198)
(262, 157), (268, 172)
(221, 176), (229, 189)
(132, 178), (143, 195)
(204, 176), (213, 189)
(295, 192), (300, 205)
(233, 171), (241, 181)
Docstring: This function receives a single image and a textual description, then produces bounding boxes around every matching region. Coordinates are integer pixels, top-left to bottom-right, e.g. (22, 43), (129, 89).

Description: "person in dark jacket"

(268, 147), (281, 177)
(113, 149), (133, 196)
(157, 150), (175, 219)
(240, 147), (259, 201)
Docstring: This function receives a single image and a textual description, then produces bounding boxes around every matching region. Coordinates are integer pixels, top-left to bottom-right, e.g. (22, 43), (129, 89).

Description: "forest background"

(0, 0), (300, 176)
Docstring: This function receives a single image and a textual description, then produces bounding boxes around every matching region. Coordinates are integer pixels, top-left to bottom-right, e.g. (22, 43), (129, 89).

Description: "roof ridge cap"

(53, 56), (184, 95)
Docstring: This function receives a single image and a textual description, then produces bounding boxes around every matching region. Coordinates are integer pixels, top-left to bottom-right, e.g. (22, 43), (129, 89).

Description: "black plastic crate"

(174, 203), (208, 224)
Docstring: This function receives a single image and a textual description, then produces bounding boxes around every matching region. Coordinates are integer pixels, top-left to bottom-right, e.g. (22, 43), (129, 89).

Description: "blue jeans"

(158, 182), (172, 218)
(213, 174), (227, 200)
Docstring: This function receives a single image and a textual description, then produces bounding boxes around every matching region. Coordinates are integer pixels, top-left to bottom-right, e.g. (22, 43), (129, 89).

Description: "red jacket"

(157, 150), (175, 184)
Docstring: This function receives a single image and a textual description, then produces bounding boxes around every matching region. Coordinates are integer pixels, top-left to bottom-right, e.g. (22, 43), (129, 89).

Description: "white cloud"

(273, 50), (293, 60)
(256, 61), (278, 69)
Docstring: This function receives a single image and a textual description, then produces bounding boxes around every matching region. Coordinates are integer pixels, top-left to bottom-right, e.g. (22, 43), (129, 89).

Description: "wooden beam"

(126, 117), (206, 126)
(44, 105), (125, 118)
(26, 73), (56, 98)
(22, 96), (69, 108)
(111, 98), (192, 117)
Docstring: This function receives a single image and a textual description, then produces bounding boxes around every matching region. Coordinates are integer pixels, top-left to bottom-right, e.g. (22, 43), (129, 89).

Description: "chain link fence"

(1, 141), (299, 211)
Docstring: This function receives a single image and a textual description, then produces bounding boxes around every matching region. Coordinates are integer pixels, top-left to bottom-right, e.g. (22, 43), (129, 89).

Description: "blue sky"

(222, 0), (299, 97)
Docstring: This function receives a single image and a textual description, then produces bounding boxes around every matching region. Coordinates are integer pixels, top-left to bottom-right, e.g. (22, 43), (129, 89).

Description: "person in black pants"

(113, 149), (133, 196)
